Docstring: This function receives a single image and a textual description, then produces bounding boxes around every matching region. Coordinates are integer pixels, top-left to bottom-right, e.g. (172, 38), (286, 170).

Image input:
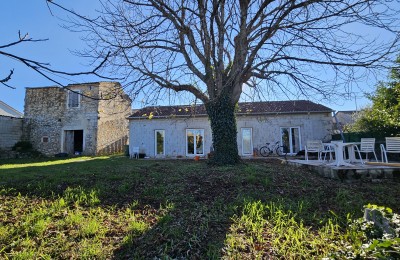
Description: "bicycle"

(259, 141), (287, 157)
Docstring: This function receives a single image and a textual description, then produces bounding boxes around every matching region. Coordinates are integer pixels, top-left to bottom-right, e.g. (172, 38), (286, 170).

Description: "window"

(186, 129), (204, 155)
(41, 136), (49, 143)
(280, 127), (301, 155)
(155, 130), (165, 156)
(241, 128), (253, 155)
(67, 90), (80, 108)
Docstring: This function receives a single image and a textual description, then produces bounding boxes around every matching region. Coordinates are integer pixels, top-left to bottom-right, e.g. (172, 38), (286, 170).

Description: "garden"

(0, 156), (399, 259)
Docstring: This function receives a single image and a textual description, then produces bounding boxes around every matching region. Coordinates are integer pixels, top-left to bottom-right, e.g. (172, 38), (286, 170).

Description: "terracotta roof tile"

(128, 100), (332, 119)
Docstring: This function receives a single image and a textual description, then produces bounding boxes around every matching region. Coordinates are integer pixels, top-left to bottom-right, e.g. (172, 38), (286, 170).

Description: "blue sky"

(0, 1), (102, 113)
(0, 1), (395, 114)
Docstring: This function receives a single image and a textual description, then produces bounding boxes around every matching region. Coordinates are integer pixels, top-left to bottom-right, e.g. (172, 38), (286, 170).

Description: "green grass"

(0, 155), (399, 258)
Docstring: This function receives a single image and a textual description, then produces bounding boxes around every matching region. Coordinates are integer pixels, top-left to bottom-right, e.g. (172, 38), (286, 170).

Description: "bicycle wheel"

(275, 145), (287, 157)
(259, 146), (271, 157)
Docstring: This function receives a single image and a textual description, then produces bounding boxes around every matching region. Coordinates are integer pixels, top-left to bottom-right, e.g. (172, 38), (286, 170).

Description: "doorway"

(186, 129), (204, 156)
(64, 130), (84, 154)
(280, 127), (301, 155)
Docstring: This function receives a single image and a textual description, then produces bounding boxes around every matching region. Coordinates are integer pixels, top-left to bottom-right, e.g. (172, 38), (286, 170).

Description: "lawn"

(0, 156), (399, 259)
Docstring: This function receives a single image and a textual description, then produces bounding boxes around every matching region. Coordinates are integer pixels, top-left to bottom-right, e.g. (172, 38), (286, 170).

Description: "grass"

(0, 156), (399, 259)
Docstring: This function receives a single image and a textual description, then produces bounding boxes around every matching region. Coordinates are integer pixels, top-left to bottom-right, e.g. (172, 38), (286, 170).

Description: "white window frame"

(241, 128), (253, 156)
(67, 90), (81, 108)
(280, 126), (302, 155)
(186, 129), (205, 156)
(154, 130), (165, 156)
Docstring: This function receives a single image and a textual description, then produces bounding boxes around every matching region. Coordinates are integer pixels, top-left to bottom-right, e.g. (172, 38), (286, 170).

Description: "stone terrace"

(288, 159), (400, 183)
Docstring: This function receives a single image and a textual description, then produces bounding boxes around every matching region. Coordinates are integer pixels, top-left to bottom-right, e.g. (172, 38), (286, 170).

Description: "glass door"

(186, 129), (204, 155)
(280, 127), (301, 155)
(241, 128), (253, 155)
(155, 130), (165, 156)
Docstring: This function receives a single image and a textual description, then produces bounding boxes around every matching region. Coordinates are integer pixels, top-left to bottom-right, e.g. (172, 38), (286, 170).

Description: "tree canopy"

(349, 55), (400, 137)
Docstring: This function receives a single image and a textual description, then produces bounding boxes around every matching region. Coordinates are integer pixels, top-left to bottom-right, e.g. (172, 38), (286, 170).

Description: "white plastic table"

(325, 142), (359, 167)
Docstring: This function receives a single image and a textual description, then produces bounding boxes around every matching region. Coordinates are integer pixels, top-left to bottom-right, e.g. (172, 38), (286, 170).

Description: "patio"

(287, 158), (400, 183)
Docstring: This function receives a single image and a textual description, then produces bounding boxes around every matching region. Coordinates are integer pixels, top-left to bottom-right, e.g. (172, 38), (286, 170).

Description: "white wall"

(129, 117), (213, 158)
(0, 116), (23, 150)
(129, 112), (332, 158)
(239, 113), (332, 153)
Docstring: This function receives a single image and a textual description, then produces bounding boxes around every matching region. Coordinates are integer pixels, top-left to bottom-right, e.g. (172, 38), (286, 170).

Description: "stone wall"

(288, 160), (400, 183)
(96, 82), (131, 154)
(0, 116), (23, 150)
(61, 83), (100, 155)
(24, 87), (65, 155)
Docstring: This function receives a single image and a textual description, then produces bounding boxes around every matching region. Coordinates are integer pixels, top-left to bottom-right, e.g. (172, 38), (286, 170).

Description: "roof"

(333, 111), (359, 126)
(25, 81), (121, 89)
(0, 100), (23, 118)
(335, 110), (358, 115)
(128, 100), (333, 119)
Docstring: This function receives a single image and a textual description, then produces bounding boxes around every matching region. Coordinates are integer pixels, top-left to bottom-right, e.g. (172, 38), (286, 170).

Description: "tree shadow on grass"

(1, 157), (400, 258)
(110, 159), (400, 258)
(113, 166), (247, 258)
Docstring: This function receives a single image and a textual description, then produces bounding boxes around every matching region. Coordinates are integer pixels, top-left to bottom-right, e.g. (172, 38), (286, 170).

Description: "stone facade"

(288, 160), (400, 183)
(96, 84), (131, 155)
(0, 115), (23, 151)
(129, 112), (332, 158)
(24, 82), (131, 156)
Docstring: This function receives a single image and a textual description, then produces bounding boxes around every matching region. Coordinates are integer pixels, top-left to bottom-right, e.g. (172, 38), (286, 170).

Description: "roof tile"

(129, 100), (332, 119)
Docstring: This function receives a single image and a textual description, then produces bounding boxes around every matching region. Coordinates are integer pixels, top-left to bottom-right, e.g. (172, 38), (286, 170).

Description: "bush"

(331, 205), (400, 259)
(11, 141), (43, 158)
(12, 141), (33, 152)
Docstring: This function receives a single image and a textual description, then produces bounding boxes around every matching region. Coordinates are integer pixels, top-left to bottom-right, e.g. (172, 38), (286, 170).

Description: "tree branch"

(0, 31), (116, 89)
(47, 0), (400, 105)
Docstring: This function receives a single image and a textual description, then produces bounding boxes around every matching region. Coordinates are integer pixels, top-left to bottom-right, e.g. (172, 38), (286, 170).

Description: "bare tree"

(0, 31), (110, 90)
(50, 0), (399, 164)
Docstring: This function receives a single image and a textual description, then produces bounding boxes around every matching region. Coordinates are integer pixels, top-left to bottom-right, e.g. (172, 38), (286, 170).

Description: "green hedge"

(332, 133), (388, 143)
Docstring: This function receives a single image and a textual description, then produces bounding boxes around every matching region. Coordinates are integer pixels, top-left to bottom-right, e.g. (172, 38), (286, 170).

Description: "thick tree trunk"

(205, 95), (241, 165)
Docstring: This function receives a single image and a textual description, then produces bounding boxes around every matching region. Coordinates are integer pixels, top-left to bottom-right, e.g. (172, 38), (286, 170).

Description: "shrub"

(12, 141), (33, 152)
(331, 205), (400, 259)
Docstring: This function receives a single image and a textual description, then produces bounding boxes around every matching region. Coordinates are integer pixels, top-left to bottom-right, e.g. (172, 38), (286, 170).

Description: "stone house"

(128, 100), (333, 158)
(24, 82), (131, 156)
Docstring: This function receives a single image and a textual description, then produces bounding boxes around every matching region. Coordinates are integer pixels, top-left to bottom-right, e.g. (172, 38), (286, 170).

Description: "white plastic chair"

(305, 140), (323, 161)
(130, 146), (139, 159)
(354, 138), (377, 162)
(321, 143), (334, 162)
(380, 137), (400, 163)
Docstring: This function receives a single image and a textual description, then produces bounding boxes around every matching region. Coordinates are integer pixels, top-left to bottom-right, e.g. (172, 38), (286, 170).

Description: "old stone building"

(24, 82), (131, 156)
